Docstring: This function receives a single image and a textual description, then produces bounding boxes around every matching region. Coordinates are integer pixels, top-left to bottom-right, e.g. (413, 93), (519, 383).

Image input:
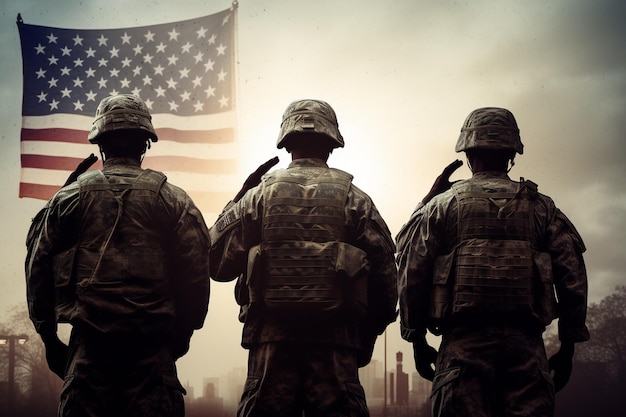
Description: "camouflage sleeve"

(25, 186), (80, 337)
(349, 187), (398, 335)
(160, 185), (211, 332)
(396, 197), (449, 342)
(208, 191), (262, 282)
(547, 207), (590, 343)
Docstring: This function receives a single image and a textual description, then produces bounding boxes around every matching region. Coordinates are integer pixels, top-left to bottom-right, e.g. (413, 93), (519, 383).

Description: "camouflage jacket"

(26, 158), (210, 345)
(209, 158), (398, 350)
(396, 171), (590, 344)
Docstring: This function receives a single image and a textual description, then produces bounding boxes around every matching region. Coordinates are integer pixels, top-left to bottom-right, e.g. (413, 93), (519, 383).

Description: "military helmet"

(277, 99), (344, 149)
(455, 107), (523, 154)
(88, 94), (158, 144)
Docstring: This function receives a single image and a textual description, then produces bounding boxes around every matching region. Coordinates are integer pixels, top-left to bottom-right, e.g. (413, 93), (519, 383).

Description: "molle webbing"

(259, 168), (353, 313)
(452, 180), (536, 312)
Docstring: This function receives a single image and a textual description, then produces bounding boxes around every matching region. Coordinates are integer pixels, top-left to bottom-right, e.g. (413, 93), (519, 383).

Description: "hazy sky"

(1, 0), (625, 395)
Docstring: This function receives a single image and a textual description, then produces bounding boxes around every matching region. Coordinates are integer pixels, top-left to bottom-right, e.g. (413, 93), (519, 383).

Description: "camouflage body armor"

(54, 169), (172, 333)
(429, 177), (557, 332)
(248, 166), (369, 320)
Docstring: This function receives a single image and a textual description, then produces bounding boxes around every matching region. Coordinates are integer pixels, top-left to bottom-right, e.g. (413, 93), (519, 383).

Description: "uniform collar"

(103, 157), (142, 168)
(472, 171), (510, 180)
(288, 158), (329, 168)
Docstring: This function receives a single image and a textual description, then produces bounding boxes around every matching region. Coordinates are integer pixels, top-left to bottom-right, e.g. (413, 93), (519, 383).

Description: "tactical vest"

(430, 179), (543, 329)
(248, 167), (369, 320)
(54, 169), (170, 327)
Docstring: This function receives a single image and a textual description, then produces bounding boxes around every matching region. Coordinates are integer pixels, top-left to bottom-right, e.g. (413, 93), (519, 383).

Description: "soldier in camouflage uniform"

(25, 94), (211, 417)
(396, 107), (590, 417)
(209, 99), (398, 417)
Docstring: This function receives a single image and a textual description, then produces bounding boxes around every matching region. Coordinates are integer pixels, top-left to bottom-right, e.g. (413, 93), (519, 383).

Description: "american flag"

(17, 6), (239, 213)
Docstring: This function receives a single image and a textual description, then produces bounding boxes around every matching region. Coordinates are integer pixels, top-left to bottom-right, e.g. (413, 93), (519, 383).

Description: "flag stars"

(217, 69), (227, 82)
(192, 75), (203, 88)
(168, 28), (180, 41)
(109, 46), (120, 58)
(47, 33), (58, 44)
(85, 90), (97, 101)
(208, 34), (217, 45)
(196, 27), (207, 39)
(98, 58), (108, 67)
(179, 67), (190, 78)
(181, 42), (193, 53)
(73, 100), (85, 111)
(142, 75), (152, 85)
(60, 46), (72, 56)
(97, 34), (108, 46)
(48, 77), (59, 88)
(133, 44), (143, 55)
(144, 31), (155, 42)
(166, 77), (178, 89)
(120, 78), (131, 88)
(143, 53), (154, 64)
(154, 86), (166, 97)
(131, 87), (141, 96)
(205, 85), (215, 98)
(168, 100), (180, 111)
(48, 55), (59, 65)
(109, 68), (120, 77)
(85, 68), (96, 78)
(204, 59), (215, 72)
(153, 64), (165, 76)
(35, 68), (46, 79)
(222, 14), (230, 26)
(37, 91), (47, 102)
(73, 77), (84, 88)
(49, 99), (60, 110)
(97, 77), (108, 89)
(216, 43), (226, 56)
(121, 33), (132, 44)
(156, 42), (167, 53)
(121, 57), (132, 67)
(73, 58), (84, 67)
(34, 44), (45, 54)
(133, 65), (143, 76)
(167, 55), (179, 66)
(193, 101), (204, 112)
(72, 34), (84, 46)
(219, 95), (229, 107)
(60, 87), (72, 98)
(60, 67), (72, 76)
(144, 98), (154, 109)
(194, 52), (204, 64)
(85, 47), (96, 58)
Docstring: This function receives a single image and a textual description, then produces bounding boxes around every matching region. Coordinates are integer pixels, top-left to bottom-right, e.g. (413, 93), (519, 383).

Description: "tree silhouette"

(0, 304), (62, 417)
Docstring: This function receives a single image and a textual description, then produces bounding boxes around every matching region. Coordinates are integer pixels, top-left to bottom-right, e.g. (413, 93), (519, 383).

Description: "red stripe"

(20, 182), (232, 213)
(21, 154), (236, 175)
(21, 155), (104, 171)
(19, 182), (60, 200)
(20, 127), (235, 144)
(21, 128), (86, 144)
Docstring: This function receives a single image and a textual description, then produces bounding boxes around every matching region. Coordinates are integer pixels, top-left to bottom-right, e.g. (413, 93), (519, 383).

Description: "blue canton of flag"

(17, 6), (239, 214)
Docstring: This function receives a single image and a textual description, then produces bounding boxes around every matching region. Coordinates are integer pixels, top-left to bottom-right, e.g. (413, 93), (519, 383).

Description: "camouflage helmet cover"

(276, 99), (344, 149)
(88, 94), (158, 144)
(455, 107), (523, 154)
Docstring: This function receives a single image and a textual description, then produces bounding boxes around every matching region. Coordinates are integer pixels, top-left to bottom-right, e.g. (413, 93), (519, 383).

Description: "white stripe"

(21, 140), (238, 160)
(22, 111), (236, 131)
(20, 167), (242, 193)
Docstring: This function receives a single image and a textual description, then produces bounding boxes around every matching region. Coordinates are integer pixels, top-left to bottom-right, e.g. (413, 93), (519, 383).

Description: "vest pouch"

(260, 241), (347, 321)
(429, 250), (455, 333)
(533, 251), (558, 325)
(52, 246), (78, 322)
(336, 242), (370, 320)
